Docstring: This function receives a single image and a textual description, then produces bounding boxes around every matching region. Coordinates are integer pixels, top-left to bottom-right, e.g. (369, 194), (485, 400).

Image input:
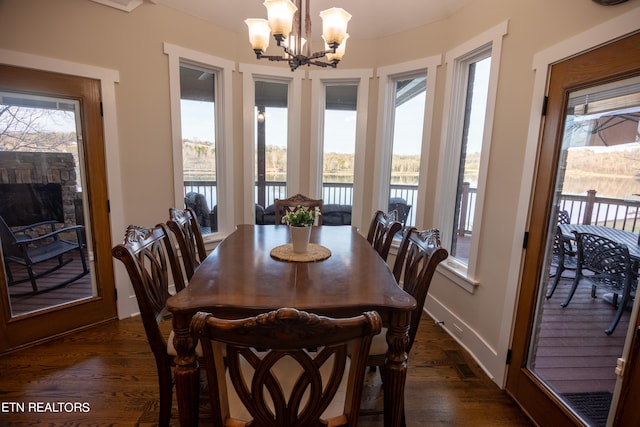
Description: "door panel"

(507, 32), (640, 426)
(0, 64), (116, 352)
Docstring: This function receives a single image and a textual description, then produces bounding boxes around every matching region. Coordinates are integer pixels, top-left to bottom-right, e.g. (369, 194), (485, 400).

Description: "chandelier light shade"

(263, 0), (297, 37)
(245, 18), (272, 52)
(246, 0), (351, 71)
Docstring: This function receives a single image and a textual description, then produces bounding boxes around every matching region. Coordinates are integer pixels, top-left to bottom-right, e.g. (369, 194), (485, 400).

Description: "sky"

(179, 58), (491, 155)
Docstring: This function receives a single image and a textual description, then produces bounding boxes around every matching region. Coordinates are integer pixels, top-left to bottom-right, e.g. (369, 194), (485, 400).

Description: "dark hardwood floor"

(0, 313), (532, 426)
(2, 252), (632, 426)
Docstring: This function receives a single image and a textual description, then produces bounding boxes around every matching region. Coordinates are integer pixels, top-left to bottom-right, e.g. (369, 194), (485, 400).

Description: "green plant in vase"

(280, 206), (321, 227)
(281, 206), (321, 253)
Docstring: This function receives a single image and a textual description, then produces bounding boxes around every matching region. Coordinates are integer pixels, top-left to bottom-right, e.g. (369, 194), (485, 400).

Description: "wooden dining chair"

(366, 210), (403, 262)
(167, 207), (207, 280)
(191, 307), (381, 427)
(362, 227), (448, 419)
(274, 193), (323, 225)
(112, 224), (189, 427)
(561, 231), (637, 335)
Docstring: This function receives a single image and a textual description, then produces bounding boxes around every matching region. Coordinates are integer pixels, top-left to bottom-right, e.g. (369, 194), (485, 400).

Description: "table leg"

(384, 311), (410, 427)
(172, 314), (200, 426)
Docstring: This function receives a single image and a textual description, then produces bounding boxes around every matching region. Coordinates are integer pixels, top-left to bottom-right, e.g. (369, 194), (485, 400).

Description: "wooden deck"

(6, 252), (93, 316)
(533, 275), (629, 396)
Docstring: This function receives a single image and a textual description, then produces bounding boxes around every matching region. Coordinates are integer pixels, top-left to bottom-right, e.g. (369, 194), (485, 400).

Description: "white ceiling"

(101, 0), (471, 40)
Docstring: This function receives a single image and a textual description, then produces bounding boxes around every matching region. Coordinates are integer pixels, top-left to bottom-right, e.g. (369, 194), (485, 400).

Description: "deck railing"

(559, 190), (640, 233)
(183, 180), (640, 234)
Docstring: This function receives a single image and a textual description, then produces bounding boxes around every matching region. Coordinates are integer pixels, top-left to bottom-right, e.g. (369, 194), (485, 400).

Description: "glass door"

(530, 75), (640, 426)
(507, 32), (640, 427)
(0, 64), (116, 353)
(0, 92), (95, 316)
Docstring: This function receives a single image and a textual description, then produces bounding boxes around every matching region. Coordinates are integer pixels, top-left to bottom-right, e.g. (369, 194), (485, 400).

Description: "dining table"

(167, 224), (417, 427)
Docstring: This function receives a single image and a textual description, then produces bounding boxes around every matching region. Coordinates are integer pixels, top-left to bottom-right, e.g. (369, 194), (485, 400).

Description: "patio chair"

(112, 224), (193, 427)
(1, 215), (89, 294)
(367, 210), (402, 262)
(361, 227), (448, 418)
(561, 231), (637, 335)
(167, 207), (207, 281)
(191, 307), (381, 427)
(274, 193), (323, 225)
(545, 210), (578, 299)
(388, 198), (412, 227)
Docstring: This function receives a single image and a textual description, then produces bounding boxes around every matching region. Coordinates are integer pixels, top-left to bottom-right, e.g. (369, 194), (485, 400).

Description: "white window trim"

(239, 64), (303, 224)
(435, 20), (508, 292)
(372, 55), (441, 231)
(164, 42), (235, 241)
(308, 68), (373, 231)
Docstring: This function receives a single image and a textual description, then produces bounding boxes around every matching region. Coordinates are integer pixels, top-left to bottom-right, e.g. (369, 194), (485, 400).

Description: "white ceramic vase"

(290, 225), (312, 253)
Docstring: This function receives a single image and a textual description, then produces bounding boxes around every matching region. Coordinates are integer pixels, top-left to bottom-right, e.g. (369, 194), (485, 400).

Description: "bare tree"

(0, 105), (75, 151)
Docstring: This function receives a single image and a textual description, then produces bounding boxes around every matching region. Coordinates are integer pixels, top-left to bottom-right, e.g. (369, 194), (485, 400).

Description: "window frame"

(164, 42), (235, 241)
(372, 56), (441, 231)
(435, 21), (508, 292)
(308, 68), (372, 231)
(239, 64), (303, 224)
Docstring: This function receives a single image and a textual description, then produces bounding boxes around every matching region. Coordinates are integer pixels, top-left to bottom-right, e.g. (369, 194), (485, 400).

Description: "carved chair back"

(275, 193), (323, 225)
(191, 307), (381, 427)
(366, 210), (403, 262)
(167, 207), (207, 280)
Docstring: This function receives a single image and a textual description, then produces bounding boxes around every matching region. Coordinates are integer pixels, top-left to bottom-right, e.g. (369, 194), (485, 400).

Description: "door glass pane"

(451, 56), (491, 264)
(529, 75), (640, 426)
(389, 75), (426, 228)
(255, 81), (288, 214)
(0, 92), (96, 317)
(322, 84), (357, 210)
(180, 65), (217, 233)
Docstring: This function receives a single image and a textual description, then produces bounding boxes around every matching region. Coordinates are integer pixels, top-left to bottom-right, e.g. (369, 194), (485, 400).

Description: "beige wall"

(1, 0), (639, 386)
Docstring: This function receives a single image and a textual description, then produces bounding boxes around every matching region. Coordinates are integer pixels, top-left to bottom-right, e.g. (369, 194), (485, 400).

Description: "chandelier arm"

(304, 0), (311, 58)
(308, 59), (338, 68)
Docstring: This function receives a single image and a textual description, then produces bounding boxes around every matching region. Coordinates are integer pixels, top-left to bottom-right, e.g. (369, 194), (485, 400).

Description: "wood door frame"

(506, 31), (640, 426)
(0, 64), (117, 353)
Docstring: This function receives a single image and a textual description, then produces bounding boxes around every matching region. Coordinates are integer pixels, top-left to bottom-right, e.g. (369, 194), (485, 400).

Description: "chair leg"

(26, 265), (39, 293)
(605, 289), (631, 335)
(157, 366), (173, 427)
(561, 273), (582, 308)
(546, 265), (564, 299)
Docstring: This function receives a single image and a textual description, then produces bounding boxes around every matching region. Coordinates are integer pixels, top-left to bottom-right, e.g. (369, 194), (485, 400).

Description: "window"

(254, 81), (288, 211)
(436, 21), (508, 290)
(240, 64), (303, 224)
(321, 84), (357, 207)
(309, 69), (372, 230)
(373, 57), (440, 230)
(165, 43), (235, 238)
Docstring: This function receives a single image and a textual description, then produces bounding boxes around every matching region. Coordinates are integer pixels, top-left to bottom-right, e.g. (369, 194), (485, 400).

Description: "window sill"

(439, 259), (479, 294)
(390, 238), (478, 294)
(202, 230), (228, 249)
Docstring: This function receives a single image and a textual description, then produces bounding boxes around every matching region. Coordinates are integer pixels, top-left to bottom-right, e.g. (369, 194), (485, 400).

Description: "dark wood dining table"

(167, 224), (416, 427)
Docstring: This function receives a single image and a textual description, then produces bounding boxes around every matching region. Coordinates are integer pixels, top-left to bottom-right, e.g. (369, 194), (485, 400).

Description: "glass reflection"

(0, 92), (95, 317)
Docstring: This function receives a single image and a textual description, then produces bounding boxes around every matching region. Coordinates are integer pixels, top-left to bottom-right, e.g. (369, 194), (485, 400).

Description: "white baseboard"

(424, 294), (505, 387)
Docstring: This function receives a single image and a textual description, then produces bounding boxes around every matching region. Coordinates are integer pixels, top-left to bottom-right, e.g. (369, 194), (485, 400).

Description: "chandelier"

(245, 0), (351, 72)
